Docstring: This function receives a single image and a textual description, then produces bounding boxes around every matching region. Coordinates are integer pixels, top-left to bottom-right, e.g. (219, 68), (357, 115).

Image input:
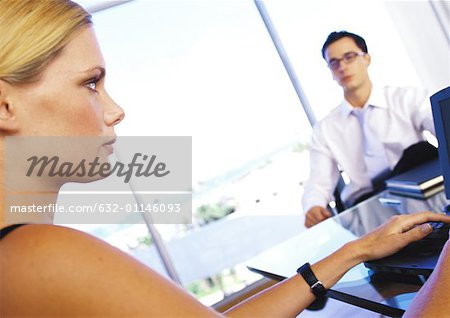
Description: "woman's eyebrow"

(81, 66), (106, 78)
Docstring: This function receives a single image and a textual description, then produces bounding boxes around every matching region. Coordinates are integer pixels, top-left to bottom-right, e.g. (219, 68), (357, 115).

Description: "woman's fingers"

(400, 223), (433, 244)
(356, 211), (450, 262)
(390, 211), (450, 233)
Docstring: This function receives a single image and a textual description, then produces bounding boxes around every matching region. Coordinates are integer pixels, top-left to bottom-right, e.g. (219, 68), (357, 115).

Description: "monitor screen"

(431, 86), (450, 201)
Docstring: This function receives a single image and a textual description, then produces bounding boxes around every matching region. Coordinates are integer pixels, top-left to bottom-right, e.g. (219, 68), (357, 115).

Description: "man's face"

(324, 37), (371, 93)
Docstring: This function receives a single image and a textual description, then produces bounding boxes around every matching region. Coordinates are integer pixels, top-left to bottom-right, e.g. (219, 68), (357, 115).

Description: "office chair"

(329, 175), (346, 214)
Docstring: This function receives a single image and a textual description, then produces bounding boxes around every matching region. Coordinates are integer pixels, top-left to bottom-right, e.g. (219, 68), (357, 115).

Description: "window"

(64, 0), (310, 304)
(261, 0), (423, 120)
(64, 0), (446, 305)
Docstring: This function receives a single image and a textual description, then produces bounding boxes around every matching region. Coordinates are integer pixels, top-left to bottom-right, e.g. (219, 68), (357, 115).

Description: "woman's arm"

(1, 224), (223, 317)
(224, 241), (358, 318)
(225, 211), (450, 318)
(404, 240), (450, 317)
(2, 212), (449, 318)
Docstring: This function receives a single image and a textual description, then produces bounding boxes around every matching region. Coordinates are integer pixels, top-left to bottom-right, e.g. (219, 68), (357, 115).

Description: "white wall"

(385, 0), (450, 93)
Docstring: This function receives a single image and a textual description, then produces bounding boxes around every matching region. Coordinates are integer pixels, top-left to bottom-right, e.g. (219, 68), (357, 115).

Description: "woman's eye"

(86, 81), (97, 91)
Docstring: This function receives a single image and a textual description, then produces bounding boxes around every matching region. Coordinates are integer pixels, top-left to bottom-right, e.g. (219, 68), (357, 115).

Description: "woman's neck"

(0, 155), (58, 228)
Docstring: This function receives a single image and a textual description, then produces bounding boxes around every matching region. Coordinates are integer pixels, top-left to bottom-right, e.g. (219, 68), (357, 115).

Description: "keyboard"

(426, 221), (450, 242)
(400, 222), (450, 255)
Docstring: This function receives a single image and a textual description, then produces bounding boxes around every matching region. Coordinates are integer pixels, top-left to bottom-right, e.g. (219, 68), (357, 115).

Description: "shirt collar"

(339, 99), (354, 118)
(368, 86), (387, 110)
(339, 85), (387, 118)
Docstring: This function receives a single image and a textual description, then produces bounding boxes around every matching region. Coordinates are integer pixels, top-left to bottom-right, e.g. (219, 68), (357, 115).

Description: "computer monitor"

(430, 86), (450, 210)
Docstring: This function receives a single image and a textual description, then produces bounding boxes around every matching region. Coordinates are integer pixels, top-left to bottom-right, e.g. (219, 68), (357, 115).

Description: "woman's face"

(9, 26), (124, 138)
(3, 27), (125, 186)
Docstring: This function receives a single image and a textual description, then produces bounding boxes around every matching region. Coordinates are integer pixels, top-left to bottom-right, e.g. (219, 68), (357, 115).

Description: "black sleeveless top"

(0, 224), (27, 240)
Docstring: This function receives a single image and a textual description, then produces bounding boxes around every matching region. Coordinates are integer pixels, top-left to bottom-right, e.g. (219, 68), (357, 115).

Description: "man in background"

(303, 31), (435, 228)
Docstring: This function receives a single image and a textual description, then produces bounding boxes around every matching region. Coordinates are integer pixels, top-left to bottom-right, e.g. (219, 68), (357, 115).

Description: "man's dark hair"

(321, 31), (368, 59)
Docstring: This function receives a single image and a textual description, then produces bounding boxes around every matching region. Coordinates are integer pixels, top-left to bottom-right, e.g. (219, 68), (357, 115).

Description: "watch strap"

(297, 262), (327, 298)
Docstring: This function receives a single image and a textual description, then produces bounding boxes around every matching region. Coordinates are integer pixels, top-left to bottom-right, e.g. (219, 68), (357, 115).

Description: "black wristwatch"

(297, 262), (327, 298)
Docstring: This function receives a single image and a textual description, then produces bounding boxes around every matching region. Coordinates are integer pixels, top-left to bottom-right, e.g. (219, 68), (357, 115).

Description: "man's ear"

(0, 79), (20, 133)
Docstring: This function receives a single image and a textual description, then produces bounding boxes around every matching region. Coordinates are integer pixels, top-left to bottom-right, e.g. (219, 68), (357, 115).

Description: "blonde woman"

(1, 1), (449, 317)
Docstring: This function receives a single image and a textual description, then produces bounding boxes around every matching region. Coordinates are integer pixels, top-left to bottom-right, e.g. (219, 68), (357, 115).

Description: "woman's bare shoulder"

(0, 224), (221, 317)
(0, 224), (123, 268)
(1, 223), (101, 245)
(2, 223), (119, 252)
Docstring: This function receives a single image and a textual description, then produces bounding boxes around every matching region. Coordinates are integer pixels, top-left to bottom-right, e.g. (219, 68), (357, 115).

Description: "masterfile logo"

(5, 136), (192, 224)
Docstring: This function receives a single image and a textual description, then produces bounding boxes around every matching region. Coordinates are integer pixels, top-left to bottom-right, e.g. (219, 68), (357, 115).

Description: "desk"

(247, 190), (450, 317)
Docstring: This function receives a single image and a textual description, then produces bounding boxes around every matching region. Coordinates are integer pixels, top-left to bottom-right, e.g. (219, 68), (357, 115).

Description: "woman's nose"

(104, 97), (125, 126)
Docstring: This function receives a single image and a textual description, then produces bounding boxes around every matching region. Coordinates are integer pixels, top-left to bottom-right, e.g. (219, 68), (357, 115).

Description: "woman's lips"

(103, 138), (116, 154)
(103, 138), (116, 146)
(341, 75), (353, 82)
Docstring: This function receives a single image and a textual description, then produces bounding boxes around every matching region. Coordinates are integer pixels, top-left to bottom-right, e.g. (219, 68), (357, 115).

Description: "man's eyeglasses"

(327, 52), (366, 70)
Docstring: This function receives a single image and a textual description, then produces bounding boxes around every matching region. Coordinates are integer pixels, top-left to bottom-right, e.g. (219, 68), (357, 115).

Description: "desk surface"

(247, 190), (450, 317)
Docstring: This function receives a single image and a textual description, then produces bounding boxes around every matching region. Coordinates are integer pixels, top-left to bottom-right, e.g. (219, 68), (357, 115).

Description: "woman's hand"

(349, 211), (450, 263)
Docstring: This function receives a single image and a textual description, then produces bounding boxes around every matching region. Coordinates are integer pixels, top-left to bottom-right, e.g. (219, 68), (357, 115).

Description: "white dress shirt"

(302, 86), (435, 213)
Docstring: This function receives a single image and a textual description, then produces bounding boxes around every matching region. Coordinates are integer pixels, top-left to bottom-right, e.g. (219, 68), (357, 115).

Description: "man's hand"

(304, 206), (332, 228)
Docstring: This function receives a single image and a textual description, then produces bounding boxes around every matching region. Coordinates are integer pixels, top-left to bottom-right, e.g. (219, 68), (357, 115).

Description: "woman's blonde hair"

(0, 0), (92, 84)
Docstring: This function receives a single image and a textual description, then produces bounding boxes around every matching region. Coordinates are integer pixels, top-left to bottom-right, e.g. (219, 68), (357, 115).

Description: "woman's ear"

(0, 79), (20, 133)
